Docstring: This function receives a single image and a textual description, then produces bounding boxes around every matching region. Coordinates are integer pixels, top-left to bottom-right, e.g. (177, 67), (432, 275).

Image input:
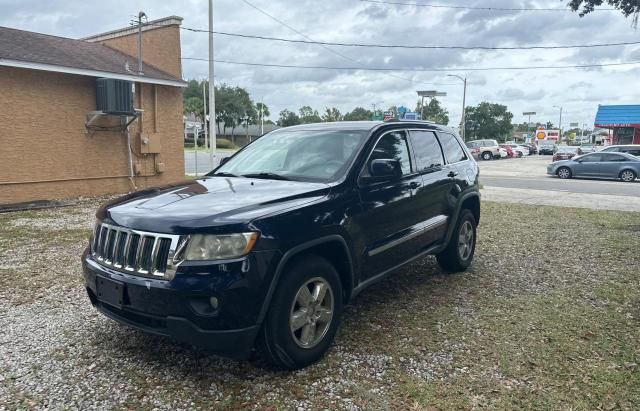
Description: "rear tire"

(436, 209), (477, 273)
(255, 255), (343, 370)
(620, 169), (637, 182)
(481, 152), (492, 161)
(557, 167), (572, 179)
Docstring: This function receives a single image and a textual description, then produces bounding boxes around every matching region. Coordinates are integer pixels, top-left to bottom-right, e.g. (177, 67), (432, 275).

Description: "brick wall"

(0, 66), (185, 204)
(93, 25), (182, 80)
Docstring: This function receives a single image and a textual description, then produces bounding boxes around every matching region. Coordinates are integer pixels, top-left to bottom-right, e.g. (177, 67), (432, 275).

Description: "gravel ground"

(1, 198), (639, 410)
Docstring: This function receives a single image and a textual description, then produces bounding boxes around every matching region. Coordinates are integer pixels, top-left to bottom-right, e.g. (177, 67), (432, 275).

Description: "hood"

(99, 177), (331, 233)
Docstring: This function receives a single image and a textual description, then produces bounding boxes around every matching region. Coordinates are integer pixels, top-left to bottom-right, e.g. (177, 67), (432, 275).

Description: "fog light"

(209, 297), (219, 310)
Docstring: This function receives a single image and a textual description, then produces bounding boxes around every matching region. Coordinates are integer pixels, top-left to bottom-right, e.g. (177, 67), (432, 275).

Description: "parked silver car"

(547, 152), (640, 182)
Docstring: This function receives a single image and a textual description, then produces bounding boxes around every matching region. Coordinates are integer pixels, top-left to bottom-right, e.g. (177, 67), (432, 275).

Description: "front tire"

(620, 169), (637, 182)
(557, 166), (572, 179)
(436, 209), (477, 273)
(256, 255), (343, 369)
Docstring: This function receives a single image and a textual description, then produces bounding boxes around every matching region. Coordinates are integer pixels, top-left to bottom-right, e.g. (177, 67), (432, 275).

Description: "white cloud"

(1, 0), (638, 126)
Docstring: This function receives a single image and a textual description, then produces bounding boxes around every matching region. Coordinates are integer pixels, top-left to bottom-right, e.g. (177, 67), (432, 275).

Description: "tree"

(464, 102), (514, 141)
(322, 107), (343, 122)
(256, 102), (270, 121)
(278, 109), (301, 127)
(567, 0), (640, 26)
(415, 98), (449, 125)
(545, 121), (556, 130)
(344, 107), (373, 121)
(299, 106), (322, 123)
(184, 96), (204, 120)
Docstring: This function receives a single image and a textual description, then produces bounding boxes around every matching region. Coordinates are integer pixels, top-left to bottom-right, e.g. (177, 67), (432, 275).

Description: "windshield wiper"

(210, 172), (239, 177)
(241, 172), (292, 181)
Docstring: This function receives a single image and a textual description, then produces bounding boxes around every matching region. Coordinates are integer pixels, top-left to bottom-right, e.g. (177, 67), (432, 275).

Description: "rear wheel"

(620, 169), (637, 182)
(436, 209), (477, 273)
(557, 167), (572, 179)
(256, 255), (343, 369)
(482, 151), (492, 161)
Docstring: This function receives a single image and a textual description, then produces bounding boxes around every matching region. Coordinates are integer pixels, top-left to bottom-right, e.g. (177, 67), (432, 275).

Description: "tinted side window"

(580, 154), (602, 162)
(409, 131), (444, 171)
(438, 133), (467, 164)
(369, 131), (412, 175)
(602, 153), (628, 162)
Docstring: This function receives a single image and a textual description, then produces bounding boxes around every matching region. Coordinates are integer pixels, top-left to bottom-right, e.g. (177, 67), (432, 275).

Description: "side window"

(602, 153), (627, 162)
(409, 130), (444, 171)
(438, 133), (467, 164)
(369, 130), (412, 175)
(629, 150), (640, 156)
(580, 154), (602, 162)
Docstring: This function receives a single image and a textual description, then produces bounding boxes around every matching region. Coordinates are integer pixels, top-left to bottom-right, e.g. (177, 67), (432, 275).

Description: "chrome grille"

(91, 222), (183, 279)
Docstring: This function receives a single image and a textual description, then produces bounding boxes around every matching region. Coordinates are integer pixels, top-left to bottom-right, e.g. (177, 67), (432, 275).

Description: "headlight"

(183, 232), (259, 261)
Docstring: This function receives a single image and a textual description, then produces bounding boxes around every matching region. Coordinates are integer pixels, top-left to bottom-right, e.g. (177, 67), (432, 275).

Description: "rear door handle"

(448, 171), (458, 178)
(409, 181), (420, 189)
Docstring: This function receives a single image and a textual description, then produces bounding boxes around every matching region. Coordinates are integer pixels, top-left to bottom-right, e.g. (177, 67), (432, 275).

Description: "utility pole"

(554, 105), (563, 141)
(208, 0), (216, 167)
(203, 81), (209, 167)
(260, 97), (264, 136)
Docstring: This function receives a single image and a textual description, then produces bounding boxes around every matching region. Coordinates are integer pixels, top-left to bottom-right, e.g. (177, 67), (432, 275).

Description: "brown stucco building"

(0, 16), (186, 205)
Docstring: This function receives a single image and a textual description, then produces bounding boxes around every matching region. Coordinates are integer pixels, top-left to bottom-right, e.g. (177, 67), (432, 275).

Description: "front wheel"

(256, 255), (343, 369)
(557, 166), (572, 179)
(620, 169), (637, 182)
(436, 209), (477, 273)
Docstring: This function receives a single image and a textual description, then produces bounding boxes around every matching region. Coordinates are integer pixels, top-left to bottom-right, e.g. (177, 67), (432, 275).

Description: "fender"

(435, 191), (480, 254)
(256, 234), (355, 324)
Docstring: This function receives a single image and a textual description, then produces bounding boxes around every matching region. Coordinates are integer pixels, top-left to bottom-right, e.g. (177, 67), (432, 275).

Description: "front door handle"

(448, 171), (458, 178)
(409, 181), (420, 189)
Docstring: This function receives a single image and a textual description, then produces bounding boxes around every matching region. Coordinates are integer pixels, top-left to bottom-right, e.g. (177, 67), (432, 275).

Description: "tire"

(255, 255), (343, 369)
(518, 152), (523, 158)
(436, 209), (477, 273)
(482, 152), (492, 161)
(557, 167), (572, 179)
(620, 169), (637, 182)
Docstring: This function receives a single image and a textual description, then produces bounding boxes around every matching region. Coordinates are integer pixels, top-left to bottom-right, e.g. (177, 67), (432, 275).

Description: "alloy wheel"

(458, 221), (474, 261)
(289, 277), (334, 349)
(621, 170), (636, 182)
(558, 168), (571, 179)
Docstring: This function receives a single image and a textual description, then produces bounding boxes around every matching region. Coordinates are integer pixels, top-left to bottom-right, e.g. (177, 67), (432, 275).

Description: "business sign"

(404, 112), (421, 120)
(536, 129), (560, 140)
(594, 123), (640, 128)
(570, 122), (579, 128)
(383, 111), (394, 121)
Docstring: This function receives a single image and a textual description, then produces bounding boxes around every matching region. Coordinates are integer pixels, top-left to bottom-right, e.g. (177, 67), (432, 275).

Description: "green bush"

(216, 139), (239, 150)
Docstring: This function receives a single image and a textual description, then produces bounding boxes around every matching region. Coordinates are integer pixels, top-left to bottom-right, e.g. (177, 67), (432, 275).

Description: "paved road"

(481, 175), (640, 197)
(478, 155), (640, 197)
(184, 150), (237, 175)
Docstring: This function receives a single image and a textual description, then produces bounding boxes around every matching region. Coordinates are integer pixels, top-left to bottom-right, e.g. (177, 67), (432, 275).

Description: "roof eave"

(0, 58), (187, 87)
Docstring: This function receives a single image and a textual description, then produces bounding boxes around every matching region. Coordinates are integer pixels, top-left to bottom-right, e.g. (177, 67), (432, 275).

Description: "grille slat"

(91, 223), (180, 279)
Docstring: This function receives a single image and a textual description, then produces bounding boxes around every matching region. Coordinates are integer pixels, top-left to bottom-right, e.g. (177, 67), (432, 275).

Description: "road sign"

(523, 111), (536, 116)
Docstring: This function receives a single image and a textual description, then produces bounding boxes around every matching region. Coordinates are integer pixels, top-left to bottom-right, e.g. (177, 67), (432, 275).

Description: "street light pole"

(208, 0), (216, 167)
(553, 105), (563, 141)
(447, 74), (467, 141)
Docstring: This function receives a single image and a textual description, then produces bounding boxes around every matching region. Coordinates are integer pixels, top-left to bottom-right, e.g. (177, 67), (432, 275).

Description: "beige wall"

(96, 25), (182, 79)
(0, 66), (185, 204)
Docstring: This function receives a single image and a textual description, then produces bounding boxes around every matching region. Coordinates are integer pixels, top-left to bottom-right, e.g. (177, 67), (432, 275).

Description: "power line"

(182, 57), (640, 72)
(179, 26), (640, 51)
(237, 0), (421, 85)
(359, 0), (616, 12)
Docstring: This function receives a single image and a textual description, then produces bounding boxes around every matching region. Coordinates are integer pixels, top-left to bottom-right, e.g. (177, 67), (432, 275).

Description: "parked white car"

(509, 144), (530, 156)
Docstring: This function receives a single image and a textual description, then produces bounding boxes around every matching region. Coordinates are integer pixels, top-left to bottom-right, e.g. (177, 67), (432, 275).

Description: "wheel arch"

(257, 235), (355, 325)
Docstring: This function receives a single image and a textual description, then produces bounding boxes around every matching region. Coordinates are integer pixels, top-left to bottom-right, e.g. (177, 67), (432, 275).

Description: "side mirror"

(370, 159), (401, 178)
(219, 157), (230, 166)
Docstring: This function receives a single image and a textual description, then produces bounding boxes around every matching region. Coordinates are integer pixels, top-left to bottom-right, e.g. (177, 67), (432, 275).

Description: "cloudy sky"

(1, 0), (639, 128)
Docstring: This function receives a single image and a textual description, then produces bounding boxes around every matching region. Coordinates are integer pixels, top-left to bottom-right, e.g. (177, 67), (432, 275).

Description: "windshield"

(212, 129), (369, 182)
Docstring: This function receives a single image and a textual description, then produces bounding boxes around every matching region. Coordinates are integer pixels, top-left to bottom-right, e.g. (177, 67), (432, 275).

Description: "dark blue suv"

(82, 120), (480, 369)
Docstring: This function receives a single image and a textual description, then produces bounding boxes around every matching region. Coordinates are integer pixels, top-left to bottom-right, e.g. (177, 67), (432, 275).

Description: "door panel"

(357, 130), (425, 279)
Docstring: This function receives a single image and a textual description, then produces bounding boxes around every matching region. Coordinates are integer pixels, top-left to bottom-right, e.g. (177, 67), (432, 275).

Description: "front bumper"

(82, 248), (280, 358)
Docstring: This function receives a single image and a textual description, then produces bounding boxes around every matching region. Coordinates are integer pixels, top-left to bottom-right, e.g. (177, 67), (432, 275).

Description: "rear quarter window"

(438, 133), (467, 164)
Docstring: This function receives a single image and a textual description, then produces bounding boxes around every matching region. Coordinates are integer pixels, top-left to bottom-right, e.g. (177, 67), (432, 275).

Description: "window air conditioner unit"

(96, 78), (134, 115)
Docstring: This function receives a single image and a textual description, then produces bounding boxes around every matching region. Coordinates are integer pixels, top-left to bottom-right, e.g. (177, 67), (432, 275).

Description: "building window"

(615, 127), (634, 145)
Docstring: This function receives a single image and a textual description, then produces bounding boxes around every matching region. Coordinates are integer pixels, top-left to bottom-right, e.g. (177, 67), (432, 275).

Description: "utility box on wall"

(96, 78), (134, 114)
(139, 132), (162, 154)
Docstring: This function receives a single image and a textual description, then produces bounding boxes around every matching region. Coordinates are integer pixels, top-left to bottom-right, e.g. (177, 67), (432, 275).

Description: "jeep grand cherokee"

(82, 120), (480, 369)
